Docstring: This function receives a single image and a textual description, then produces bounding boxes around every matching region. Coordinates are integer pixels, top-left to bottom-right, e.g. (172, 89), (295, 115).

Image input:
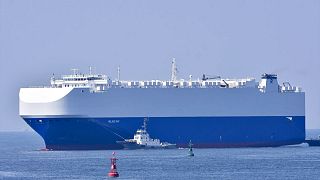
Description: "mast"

(171, 58), (178, 82)
(51, 73), (56, 87)
(117, 66), (120, 82)
(143, 117), (148, 132)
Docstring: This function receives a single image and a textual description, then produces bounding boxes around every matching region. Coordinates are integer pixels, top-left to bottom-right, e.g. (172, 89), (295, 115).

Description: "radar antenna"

(71, 68), (79, 75)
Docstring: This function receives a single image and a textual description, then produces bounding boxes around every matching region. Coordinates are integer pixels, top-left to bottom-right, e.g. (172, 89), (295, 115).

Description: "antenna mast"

(143, 117), (148, 131)
(117, 66), (120, 81)
(89, 66), (92, 75)
(171, 58), (178, 82)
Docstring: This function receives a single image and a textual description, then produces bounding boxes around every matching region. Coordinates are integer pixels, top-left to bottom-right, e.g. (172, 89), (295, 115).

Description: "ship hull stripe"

(23, 116), (305, 150)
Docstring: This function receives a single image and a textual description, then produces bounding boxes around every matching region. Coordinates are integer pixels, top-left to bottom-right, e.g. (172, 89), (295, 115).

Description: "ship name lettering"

(108, 120), (120, 123)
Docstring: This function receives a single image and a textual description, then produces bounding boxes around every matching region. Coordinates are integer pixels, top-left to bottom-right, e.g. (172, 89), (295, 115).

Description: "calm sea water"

(0, 131), (320, 180)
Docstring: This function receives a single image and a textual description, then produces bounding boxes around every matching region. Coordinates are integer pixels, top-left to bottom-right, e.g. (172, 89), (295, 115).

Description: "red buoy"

(108, 152), (119, 178)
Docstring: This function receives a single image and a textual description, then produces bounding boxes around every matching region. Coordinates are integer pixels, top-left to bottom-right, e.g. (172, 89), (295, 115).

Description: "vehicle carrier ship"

(19, 60), (305, 150)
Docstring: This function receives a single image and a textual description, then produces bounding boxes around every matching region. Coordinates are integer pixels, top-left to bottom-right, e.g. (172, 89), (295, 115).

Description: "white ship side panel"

(19, 88), (73, 103)
(19, 88), (73, 116)
(20, 88), (305, 117)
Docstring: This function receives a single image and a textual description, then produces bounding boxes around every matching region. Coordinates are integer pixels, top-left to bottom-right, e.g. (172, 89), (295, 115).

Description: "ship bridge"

(51, 68), (110, 91)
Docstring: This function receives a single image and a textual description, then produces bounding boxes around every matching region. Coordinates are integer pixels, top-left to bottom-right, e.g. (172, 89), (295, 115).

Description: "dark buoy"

(188, 140), (194, 156)
(108, 152), (119, 178)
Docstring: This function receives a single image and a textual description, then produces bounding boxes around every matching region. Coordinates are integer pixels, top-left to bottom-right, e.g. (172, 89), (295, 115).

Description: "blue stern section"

(23, 116), (305, 150)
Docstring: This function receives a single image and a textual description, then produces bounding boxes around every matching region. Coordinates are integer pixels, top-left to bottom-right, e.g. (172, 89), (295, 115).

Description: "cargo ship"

(19, 60), (305, 150)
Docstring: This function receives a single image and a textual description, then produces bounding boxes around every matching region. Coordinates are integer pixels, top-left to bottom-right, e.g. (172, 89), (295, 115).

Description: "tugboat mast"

(143, 117), (148, 131)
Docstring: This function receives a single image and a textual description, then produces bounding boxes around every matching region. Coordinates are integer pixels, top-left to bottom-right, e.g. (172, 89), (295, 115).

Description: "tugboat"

(188, 140), (194, 156)
(117, 117), (176, 149)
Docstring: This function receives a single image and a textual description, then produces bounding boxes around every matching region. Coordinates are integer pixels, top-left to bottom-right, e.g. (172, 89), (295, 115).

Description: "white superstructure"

(47, 62), (301, 93)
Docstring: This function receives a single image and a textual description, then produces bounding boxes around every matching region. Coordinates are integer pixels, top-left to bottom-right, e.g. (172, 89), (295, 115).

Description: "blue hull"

(23, 116), (305, 150)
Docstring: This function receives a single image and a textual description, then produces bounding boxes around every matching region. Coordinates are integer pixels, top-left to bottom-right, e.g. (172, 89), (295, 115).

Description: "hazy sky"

(0, 0), (319, 131)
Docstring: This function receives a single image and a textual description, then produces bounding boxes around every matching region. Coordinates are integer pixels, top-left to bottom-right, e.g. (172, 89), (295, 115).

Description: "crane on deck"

(202, 74), (221, 81)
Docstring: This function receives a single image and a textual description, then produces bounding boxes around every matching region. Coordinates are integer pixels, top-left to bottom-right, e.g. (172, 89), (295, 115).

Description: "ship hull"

(20, 87), (305, 150)
(23, 116), (305, 150)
